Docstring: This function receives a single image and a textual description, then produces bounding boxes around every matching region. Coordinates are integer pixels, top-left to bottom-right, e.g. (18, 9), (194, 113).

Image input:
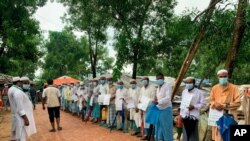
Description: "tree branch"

(193, 0), (222, 21)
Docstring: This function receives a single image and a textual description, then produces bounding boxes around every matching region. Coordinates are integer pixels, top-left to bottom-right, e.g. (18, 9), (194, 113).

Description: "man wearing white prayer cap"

(181, 76), (206, 141)
(127, 79), (141, 135)
(210, 69), (241, 141)
(8, 76), (37, 141)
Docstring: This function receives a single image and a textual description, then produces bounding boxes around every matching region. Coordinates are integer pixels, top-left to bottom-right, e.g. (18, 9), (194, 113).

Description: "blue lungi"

(155, 107), (173, 141)
(91, 103), (101, 118)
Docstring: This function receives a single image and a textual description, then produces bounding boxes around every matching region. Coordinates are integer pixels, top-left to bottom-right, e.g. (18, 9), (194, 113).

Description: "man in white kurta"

(127, 79), (140, 135)
(70, 83), (78, 113)
(154, 73), (173, 141)
(180, 77), (205, 141)
(98, 77), (108, 125)
(138, 77), (156, 139)
(8, 77), (36, 141)
(115, 81), (128, 131)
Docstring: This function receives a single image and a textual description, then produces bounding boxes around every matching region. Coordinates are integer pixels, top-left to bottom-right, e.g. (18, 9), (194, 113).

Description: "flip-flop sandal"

(49, 129), (56, 132)
(57, 127), (63, 131)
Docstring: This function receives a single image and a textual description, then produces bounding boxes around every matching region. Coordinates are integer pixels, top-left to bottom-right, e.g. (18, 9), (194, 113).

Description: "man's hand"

(214, 103), (223, 111)
(188, 105), (195, 111)
(22, 115), (29, 126)
(135, 108), (139, 113)
(154, 98), (158, 105)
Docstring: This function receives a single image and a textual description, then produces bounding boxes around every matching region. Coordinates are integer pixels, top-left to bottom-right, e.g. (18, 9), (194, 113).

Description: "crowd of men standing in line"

(2, 68), (249, 141)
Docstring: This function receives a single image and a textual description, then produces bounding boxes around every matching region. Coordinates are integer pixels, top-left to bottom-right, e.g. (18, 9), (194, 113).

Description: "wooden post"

(225, 0), (248, 78)
(171, 0), (220, 100)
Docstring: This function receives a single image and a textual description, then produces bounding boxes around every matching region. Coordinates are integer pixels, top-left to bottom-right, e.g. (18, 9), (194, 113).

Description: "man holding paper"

(210, 69), (241, 141)
(180, 77), (205, 141)
(127, 79), (141, 136)
(98, 76), (108, 126)
(115, 81), (128, 132)
(138, 77), (156, 140)
(91, 79), (100, 123)
(106, 77), (117, 127)
(153, 73), (173, 141)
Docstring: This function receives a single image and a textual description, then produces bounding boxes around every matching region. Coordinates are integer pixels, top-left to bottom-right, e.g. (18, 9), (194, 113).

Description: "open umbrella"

(53, 76), (79, 85)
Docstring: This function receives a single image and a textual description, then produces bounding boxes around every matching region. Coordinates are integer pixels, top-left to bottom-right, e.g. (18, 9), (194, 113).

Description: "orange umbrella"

(53, 76), (79, 85)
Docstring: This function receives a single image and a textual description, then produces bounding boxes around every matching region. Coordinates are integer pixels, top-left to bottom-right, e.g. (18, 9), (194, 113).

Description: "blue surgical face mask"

(185, 83), (194, 90)
(130, 84), (136, 89)
(100, 80), (106, 85)
(117, 85), (123, 89)
(22, 84), (30, 90)
(156, 79), (164, 86)
(219, 78), (228, 85)
(142, 80), (148, 86)
(107, 81), (112, 85)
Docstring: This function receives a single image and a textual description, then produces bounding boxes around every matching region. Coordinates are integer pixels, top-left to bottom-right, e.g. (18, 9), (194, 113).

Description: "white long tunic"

(8, 85), (36, 140)
(99, 84), (108, 95)
(180, 88), (206, 119)
(138, 85), (156, 128)
(156, 82), (172, 110)
(115, 88), (128, 110)
(127, 87), (140, 121)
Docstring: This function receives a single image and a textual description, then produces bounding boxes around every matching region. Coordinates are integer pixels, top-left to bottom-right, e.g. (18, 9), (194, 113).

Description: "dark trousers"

(47, 106), (60, 122)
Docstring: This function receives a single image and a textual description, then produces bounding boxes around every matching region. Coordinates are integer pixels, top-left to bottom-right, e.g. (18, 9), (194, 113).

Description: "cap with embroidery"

(20, 76), (30, 81)
(217, 69), (228, 75)
(12, 77), (21, 82)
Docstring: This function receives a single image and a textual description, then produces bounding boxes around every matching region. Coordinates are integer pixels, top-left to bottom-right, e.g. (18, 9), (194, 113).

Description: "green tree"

(0, 0), (47, 79)
(41, 29), (89, 80)
(101, 0), (176, 79)
(60, 0), (110, 78)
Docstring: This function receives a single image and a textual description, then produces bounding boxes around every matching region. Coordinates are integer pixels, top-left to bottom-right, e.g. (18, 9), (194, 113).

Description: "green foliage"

(60, 0), (110, 78)
(101, 0), (177, 78)
(41, 29), (88, 80)
(0, 0), (47, 79)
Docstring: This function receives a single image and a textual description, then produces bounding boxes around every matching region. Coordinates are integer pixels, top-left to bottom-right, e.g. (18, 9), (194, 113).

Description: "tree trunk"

(132, 48), (138, 79)
(224, 0), (247, 78)
(131, 0), (151, 79)
(87, 31), (96, 78)
(171, 0), (219, 101)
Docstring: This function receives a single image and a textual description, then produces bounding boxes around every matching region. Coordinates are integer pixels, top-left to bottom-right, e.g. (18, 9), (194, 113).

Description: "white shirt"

(139, 85), (156, 103)
(99, 84), (108, 95)
(180, 88), (206, 119)
(115, 88), (128, 108)
(8, 85), (37, 138)
(156, 82), (172, 109)
(127, 87), (140, 108)
(71, 86), (78, 96)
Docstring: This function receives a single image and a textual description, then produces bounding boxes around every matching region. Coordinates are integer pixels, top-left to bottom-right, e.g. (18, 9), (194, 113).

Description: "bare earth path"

(0, 104), (139, 141)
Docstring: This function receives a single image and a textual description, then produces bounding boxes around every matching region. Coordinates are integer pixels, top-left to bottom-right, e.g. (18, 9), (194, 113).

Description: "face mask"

(142, 80), (148, 86)
(117, 85), (123, 89)
(156, 79), (164, 86)
(185, 83), (194, 90)
(100, 80), (106, 84)
(22, 84), (30, 90)
(77, 84), (80, 87)
(219, 78), (228, 85)
(71, 85), (74, 87)
(94, 82), (98, 86)
(130, 84), (136, 89)
(108, 81), (112, 85)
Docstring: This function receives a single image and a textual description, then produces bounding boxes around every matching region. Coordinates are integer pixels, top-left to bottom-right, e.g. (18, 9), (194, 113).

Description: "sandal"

(57, 127), (63, 131)
(49, 129), (56, 132)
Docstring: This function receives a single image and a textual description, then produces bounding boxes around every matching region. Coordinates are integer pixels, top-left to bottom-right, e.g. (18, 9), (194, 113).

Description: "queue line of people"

(6, 68), (245, 141)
